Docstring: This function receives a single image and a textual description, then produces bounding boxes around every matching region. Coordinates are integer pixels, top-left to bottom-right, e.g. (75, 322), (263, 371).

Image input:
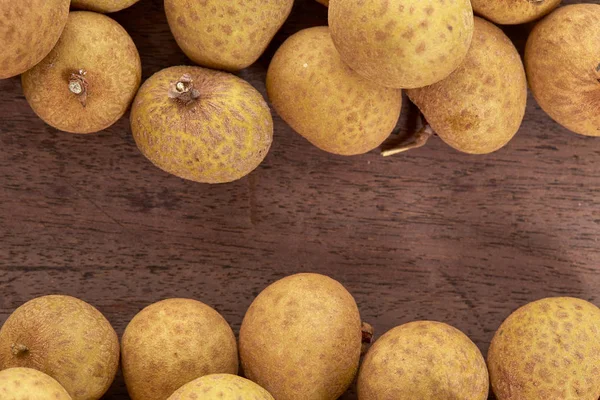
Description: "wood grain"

(0, 1), (598, 399)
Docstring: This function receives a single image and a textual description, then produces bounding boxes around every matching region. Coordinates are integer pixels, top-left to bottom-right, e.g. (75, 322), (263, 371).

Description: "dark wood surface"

(0, 0), (598, 398)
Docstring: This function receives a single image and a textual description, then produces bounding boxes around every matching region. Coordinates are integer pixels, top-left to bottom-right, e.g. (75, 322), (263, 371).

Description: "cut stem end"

(68, 69), (89, 108)
(381, 114), (434, 157)
(361, 322), (374, 355)
(168, 74), (200, 105)
(11, 343), (29, 357)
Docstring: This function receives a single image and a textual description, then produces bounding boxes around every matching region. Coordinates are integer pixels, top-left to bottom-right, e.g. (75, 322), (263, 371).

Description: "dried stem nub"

(69, 69), (89, 108)
(361, 322), (374, 355)
(381, 115), (434, 157)
(11, 343), (29, 357)
(168, 74), (200, 105)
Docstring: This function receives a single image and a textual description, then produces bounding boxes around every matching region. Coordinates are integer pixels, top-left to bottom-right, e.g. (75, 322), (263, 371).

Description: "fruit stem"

(11, 343), (29, 357)
(381, 115), (434, 157)
(69, 69), (89, 108)
(168, 74), (201, 105)
(361, 322), (374, 355)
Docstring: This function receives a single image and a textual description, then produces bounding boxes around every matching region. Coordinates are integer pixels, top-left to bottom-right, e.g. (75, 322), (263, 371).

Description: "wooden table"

(0, 0), (597, 398)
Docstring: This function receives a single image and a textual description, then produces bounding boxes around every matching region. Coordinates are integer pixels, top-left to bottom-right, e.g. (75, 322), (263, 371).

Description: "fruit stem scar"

(11, 343), (29, 357)
(168, 74), (201, 105)
(361, 322), (374, 355)
(381, 115), (434, 156)
(68, 69), (89, 108)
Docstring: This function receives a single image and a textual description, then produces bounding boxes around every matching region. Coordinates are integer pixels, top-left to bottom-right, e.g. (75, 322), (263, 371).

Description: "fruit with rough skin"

(71, 0), (141, 13)
(358, 321), (489, 399)
(239, 273), (363, 400)
(329, 0), (474, 89)
(488, 297), (600, 400)
(267, 26), (402, 156)
(525, 4), (600, 137)
(0, 295), (120, 400)
(0, 0), (70, 79)
(165, 0), (293, 71)
(167, 374), (274, 400)
(130, 65), (273, 184)
(121, 298), (239, 400)
(471, 0), (561, 25)
(406, 17), (527, 154)
(0, 368), (72, 400)
(22, 11), (141, 134)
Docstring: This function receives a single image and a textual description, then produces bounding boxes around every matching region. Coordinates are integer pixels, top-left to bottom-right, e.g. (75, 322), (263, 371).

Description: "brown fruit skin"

(407, 17), (527, 154)
(121, 298), (239, 400)
(316, 0), (329, 5)
(130, 65), (273, 184)
(0, 0), (69, 79)
(165, 0), (293, 72)
(0, 295), (120, 400)
(267, 27), (402, 156)
(239, 273), (362, 400)
(22, 11), (142, 134)
(167, 374), (274, 400)
(0, 368), (72, 400)
(358, 321), (489, 400)
(71, 0), (141, 13)
(525, 4), (600, 137)
(488, 297), (600, 400)
(471, 0), (560, 25)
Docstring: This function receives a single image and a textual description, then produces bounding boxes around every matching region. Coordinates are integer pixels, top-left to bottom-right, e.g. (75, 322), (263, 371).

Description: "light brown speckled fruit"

(358, 321), (489, 399)
(71, 0), (140, 13)
(130, 65), (273, 184)
(471, 0), (560, 25)
(329, 0), (474, 89)
(0, 295), (120, 400)
(0, 0), (70, 79)
(0, 368), (72, 400)
(488, 297), (600, 400)
(525, 4), (600, 137)
(121, 298), (239, 400)
(165, 0), (293, 72)
(167, 374), (274, 400)
(239, 273), (363, 400)
(405, 17), (527, 154)
(22, 11), (141, 134)
(267, 26), (402, 156)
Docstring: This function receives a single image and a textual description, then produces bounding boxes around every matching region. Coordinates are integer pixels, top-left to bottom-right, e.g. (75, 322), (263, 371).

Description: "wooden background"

(0, 0), (598, 398)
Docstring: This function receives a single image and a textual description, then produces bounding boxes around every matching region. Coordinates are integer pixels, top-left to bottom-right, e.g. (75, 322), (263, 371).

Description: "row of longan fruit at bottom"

(0, 273), (599, 400)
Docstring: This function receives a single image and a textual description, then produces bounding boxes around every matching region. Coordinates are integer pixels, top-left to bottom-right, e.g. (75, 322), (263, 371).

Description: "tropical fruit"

(71, 0), (141, 13)
(130, 65), (273, 184)
(121, 298), (239, 400)
(0, 0), (70, 79)
(329, 0), (474, 89)
(488, 297), (600, 400)
(358, 321), (489, 399)
(0, 295), (120, 400)
(167, 374), (274, 400)
(239, 273), (364, 400)
(471, 0), (560, 25)
(165, 0), (293, 71)
(22, 11), (141, 134)
(267, 26), (402, 156)
(525, 4), (600, 137)
(0, 367), (72, 400)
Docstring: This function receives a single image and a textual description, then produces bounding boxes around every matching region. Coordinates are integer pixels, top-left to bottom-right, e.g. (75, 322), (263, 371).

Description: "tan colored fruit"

(239, 273), (363, 400)
(165, 0), (293, 72)
(471, 0), (560, 25)
(22, 11), (141, 134)
(0, 295), (120, 400)
(525, 4), (600, 137)
(358, 321), (489, 399)
(329, 0), (474, 89)
(0, 368), (72, 400)
(71, 0), (140, 13)
(121, 298), (239, 400)
(488, 297), (600, 400)
(404, 17), (527, 154)
(0, 0), (70, 79)
(167, 374), (274, 400)
(267, 27), (402, 156)
(130, 65), (273, 184)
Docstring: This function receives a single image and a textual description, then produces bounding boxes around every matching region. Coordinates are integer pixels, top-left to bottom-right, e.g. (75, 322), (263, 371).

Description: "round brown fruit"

(71, 0), (140, 13)
(525, 4), (600, 137)
(0, 367), (72, 400)
(471, 0), (560, 25)
(0, 295), (120, 400)
(130, 65), (273, 184)
(167, 374), (274, 400)
(121, 298), (239, 400)
(0, 0), (70, 79)
(22, 11), (141, 134)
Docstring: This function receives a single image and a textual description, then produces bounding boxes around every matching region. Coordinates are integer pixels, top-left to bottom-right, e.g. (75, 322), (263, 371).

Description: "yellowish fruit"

(0, 0), (70, 79)
(471, 0), (560, 25)
(22, 11), (141, 134)
(0, 295), (120, 400)
(130, 65), (273, 184)
(71, 0), (140, 13)
(525, 4), (600, 137)
(167, 374), (274, 400)
(267, 26), (402, 156)
(329, 0), (474, 89)
(165, 0), (293, 71)
(0, 368), (72, 400)
(488, 297), (600, 400)
(358, 321), (488, 399)
(239, 273), (363, 400)
(121, 298), (239, 400)
(406, 17), (527, 154)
